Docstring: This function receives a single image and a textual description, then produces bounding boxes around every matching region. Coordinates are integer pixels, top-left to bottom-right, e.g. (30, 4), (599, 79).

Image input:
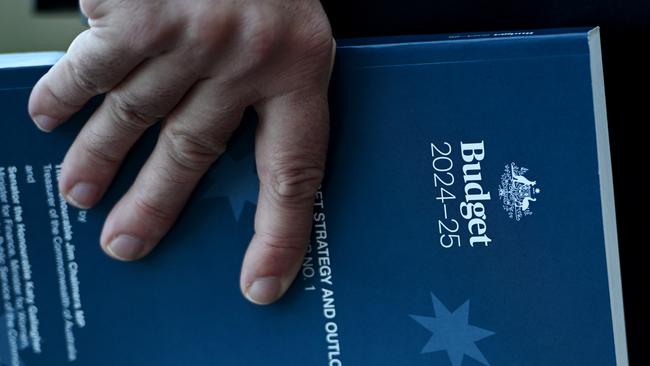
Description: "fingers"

(58, 53), (200, 209)
(28, 28), (146, 131)
(99, 81), (245, 261)
(240, 89), (329, 305)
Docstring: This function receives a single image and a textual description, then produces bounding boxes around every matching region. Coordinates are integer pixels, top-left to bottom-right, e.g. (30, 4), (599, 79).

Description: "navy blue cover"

(0, 28), (626, 365)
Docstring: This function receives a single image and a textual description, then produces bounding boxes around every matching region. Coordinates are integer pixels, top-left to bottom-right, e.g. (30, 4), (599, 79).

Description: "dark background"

(322, 0), (647, 363)
(35, 0), (647, 363)
(34, 0), (77, 12)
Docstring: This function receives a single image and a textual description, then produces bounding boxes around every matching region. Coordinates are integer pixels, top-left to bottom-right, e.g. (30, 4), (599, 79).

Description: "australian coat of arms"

(498, 163), (540, 221)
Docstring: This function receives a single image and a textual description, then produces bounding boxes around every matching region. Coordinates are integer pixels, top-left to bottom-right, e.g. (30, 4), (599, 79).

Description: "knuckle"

(108, 92), (159, 132)
(83, 7), (169, 58)
(80, 129), (122, 166)
(67, 56), (103, 95)
(133, 194), (176, 223)
(162, 127), (224, 173)
(120, 9), (169, 54)
(263, 156), (324, 204)
(185, 11), (235, 56)
(256, 231), (307, 259)
(243, 12), (283, 64)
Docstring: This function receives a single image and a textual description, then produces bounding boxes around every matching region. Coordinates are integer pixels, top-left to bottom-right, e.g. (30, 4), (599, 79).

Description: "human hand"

(28, 0), (334, 305)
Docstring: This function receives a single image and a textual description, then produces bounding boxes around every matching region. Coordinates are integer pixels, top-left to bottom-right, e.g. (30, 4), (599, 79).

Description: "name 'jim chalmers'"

(459, 141), (492, 247)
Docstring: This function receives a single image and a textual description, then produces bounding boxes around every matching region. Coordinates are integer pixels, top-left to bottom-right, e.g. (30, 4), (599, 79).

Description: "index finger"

(28, 29), (146, 131)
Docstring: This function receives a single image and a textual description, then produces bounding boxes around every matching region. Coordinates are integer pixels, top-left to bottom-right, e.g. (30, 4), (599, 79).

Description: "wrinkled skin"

(28, 0), (334, 305)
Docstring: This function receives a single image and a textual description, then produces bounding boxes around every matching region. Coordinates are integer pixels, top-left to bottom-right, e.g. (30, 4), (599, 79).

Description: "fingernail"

(106, 235), (146, 261)
(245, 277), (282, 305)
(66, 182), (100, 208)
(33, 115), (59, 132)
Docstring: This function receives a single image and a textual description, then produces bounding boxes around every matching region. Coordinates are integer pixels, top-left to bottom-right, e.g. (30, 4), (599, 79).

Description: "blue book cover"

(0, 28), (627, 365)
